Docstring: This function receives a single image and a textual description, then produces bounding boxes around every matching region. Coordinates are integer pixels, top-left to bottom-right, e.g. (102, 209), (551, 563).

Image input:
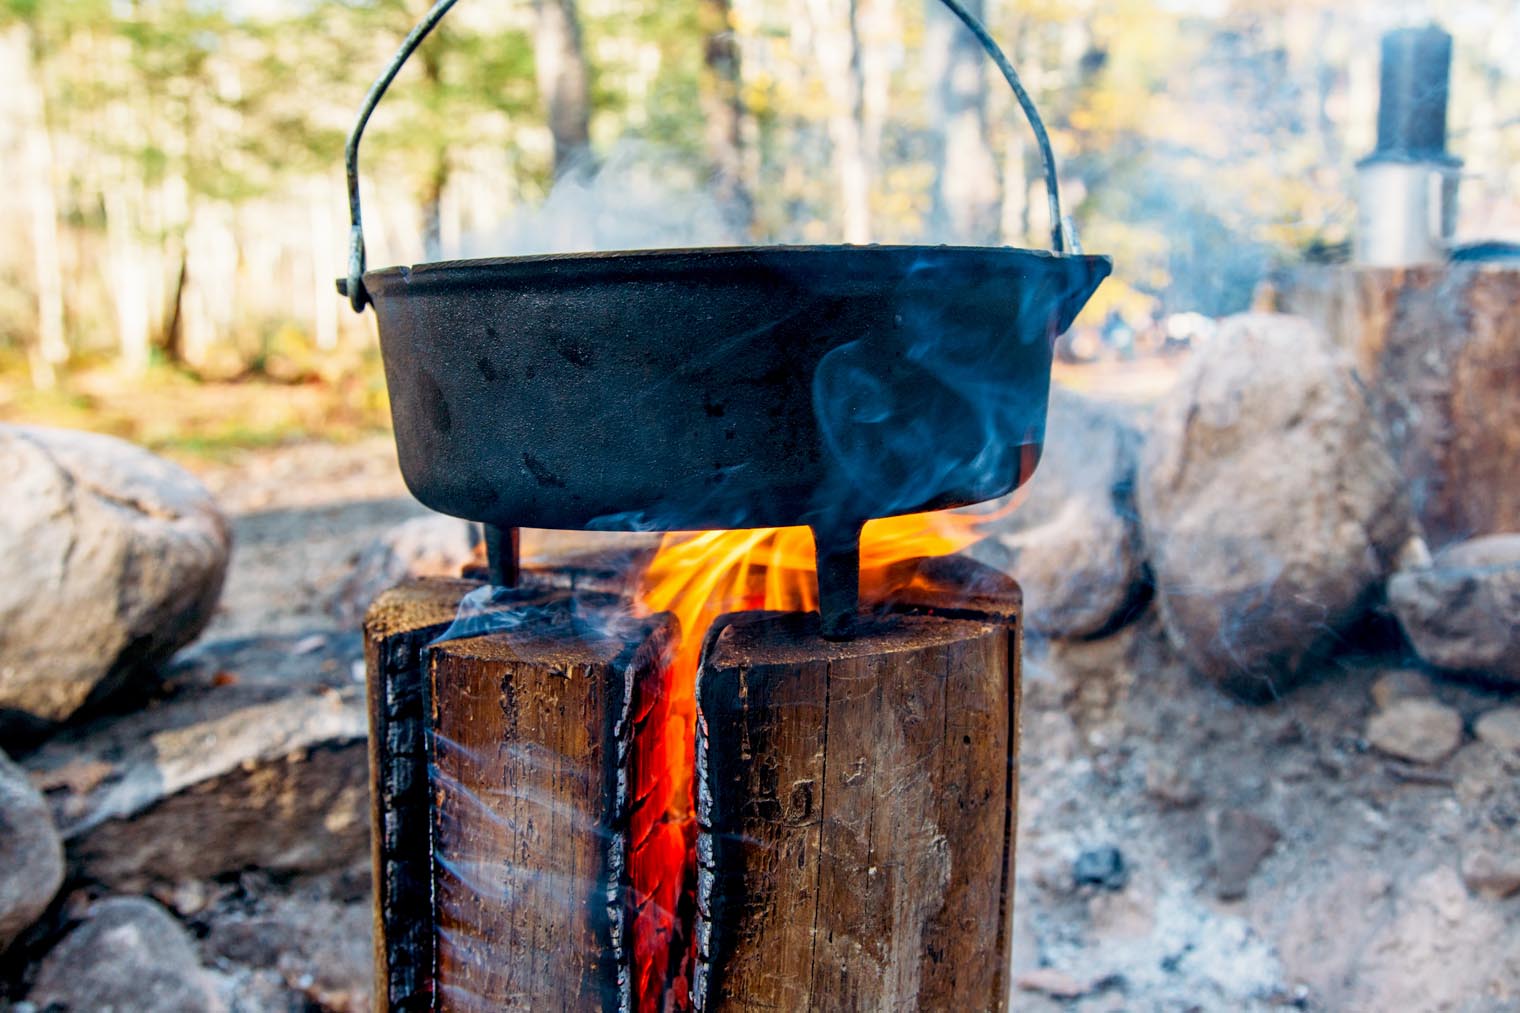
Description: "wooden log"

(694, 572), (1021, 1012)
(366, 580), (675, 1013)
(1282, 263), (1520, 546)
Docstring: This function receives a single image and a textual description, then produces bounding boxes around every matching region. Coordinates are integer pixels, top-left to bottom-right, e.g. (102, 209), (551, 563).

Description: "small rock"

(1366, 698), (1464, 765)
(150, 879), (217, 918)
(1370, 668), (1433, 711)
(1389, 534), (1520, 684)
(1144, 756), (1202, 808)
(0, 749), (64, 952)
(202, 893), (371, 1012)
(1460, 832), (1520, 900)
(1474, 708), (1520, 754)
(1073, 846), (1129, 891)
(0, 425), (231, 724)
(1137, 315), (1413, 700)
(1016, 967), (1091, 999)
(1211, 808), (1281, 900)
(28, 896), (226, 1012)
(330, 513), (478, 625)
(25, 688), (367, 887)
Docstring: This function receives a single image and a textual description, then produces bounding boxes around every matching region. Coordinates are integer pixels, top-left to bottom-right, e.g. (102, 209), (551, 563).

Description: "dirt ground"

(164, 431), (1520, 1012)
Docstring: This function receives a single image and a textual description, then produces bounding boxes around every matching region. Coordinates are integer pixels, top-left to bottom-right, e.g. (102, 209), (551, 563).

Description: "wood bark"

(1283, 264), (1520, 546)
(534, 0), (593, 176)
(694, 565), (1021, 1012)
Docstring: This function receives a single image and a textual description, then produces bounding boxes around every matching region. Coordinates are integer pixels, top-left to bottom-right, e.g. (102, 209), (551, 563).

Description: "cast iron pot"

(341, 0), (1111, 632)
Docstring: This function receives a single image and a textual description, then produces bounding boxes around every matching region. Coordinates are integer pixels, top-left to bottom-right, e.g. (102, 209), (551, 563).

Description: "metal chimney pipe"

(1354, 25), (1462, 267)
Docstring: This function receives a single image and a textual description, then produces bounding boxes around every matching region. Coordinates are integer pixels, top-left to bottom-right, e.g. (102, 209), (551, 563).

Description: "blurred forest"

(0, 0), (1517, 450)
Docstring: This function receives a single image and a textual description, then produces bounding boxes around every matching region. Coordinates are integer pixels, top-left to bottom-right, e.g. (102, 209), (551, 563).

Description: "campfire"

(342, 0), (1105, 1009)
(366, 515), (1027, 1011)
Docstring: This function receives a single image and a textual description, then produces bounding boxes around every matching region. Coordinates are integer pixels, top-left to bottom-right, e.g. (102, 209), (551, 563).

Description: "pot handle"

(341, 0), (1067, 312)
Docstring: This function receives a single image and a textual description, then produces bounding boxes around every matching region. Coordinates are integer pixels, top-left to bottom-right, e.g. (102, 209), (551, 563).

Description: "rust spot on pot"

(522, 453), (567, 488)
(419, 371), (453, 435)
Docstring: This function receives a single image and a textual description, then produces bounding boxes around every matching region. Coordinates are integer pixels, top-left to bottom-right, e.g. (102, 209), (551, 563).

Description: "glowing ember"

(627, 506), (1007, 1011)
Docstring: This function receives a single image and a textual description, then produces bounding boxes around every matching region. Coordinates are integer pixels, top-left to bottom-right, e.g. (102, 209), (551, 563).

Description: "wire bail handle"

(340, 0), (1067, 313)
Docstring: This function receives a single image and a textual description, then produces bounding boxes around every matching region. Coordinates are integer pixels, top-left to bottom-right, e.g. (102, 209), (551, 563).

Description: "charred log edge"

(689, 610), (764, 1013)
(690, 565), (1022, 1011)
(865, 553), (1023, 621)
(364, 578), (484, 1013)
(418, 589), (675, 1013)
(611, 612), (679, 1013)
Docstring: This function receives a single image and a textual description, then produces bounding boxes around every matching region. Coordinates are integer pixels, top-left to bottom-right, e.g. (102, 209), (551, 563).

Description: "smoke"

(453, 144), (744, 260)
(432, 584), (645, 645)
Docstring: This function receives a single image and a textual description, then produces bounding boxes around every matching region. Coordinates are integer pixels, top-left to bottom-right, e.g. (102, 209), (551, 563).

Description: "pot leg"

(812, 522), (862, 640)
(484, 524), (520, 588)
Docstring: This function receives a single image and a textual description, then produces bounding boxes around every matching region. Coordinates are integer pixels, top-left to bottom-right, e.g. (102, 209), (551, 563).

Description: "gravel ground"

(128, 437), (1518, 1011)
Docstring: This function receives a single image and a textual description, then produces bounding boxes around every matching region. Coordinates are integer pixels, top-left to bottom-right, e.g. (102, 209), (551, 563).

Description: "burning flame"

(626, 506), (1009, 1011)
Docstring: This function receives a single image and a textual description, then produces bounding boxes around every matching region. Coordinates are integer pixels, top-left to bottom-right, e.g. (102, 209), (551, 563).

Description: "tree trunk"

(418, 46), (451, 262)
(421, 155), (448, 264)
(698, 0), (754, 232)
(534, 0), (592, 176)
(161, 253), (190, 367)
(105, 186), (153, 377)
(10, 24), (69, 388)
(807, 0), (872, 243)
(308, 180), (341, 352)
(926, 0), (1001, 244)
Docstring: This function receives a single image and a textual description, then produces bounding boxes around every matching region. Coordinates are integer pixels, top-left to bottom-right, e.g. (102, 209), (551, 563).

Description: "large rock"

(0, 748), (64, 952)
(330, 513), (478, 626)
(25, 686), (367, 887)
(972, 386), (1146, 638)
(1137, 314), (1414, 699)
(1388, 534), (1520, 684)
(29, 896), (226, 1012)
(0, 425), (231, 723)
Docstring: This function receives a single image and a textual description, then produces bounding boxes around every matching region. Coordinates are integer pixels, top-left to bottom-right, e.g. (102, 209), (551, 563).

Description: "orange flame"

(625, 505), (1009, 1011)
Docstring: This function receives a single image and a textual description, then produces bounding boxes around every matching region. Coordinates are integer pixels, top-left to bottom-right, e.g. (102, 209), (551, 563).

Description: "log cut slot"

(694, 596), (1020, 1012)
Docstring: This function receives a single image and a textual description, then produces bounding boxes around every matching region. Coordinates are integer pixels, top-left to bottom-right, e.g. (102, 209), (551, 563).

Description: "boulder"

(25, 686), (367, 888)
(330, 513), (478, 626)
(28, 896), (226, 1012)
(1388, 534), (1520, 684)
(0, 749), (64, 952)
(1137, 314), (1414, 699)
(0, 425), (231, 723)
(972, 386), (1146, 638)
